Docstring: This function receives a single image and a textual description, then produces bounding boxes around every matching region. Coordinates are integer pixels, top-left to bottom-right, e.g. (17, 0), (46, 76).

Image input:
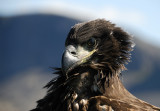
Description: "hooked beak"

(62, 45), (96, 75)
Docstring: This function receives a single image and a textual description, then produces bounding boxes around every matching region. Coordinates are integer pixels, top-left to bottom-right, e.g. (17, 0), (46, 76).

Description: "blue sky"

(0, 0), (160, 47)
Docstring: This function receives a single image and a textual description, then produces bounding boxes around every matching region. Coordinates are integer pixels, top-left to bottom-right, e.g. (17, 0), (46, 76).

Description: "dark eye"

(87, 38), (97, 47)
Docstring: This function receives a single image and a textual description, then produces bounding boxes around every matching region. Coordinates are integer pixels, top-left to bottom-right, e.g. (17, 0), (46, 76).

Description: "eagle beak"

(62, 45), (80, 74)
(62, 45), (96, 75)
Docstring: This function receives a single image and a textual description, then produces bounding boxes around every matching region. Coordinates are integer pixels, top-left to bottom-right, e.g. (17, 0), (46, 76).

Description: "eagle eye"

(87, 38), (97, 48)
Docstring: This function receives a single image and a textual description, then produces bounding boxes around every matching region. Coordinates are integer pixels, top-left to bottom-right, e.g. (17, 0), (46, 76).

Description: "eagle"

(31, 19), (160, 111)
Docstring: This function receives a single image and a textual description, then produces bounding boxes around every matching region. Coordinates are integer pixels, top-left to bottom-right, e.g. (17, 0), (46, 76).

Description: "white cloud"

(94, 6), (146, 29)
(1, 1), (147, 30)
(0, 1), (146, 25)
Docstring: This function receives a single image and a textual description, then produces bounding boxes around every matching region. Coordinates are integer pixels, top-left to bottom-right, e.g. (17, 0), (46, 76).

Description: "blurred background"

(0, 0), (160, 111)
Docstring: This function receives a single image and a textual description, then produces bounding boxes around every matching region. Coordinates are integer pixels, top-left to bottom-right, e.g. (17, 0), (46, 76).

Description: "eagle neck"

(103, 74), (136, 101)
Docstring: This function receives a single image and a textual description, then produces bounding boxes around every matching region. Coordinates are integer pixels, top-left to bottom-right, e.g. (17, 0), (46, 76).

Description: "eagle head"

(62, 19), (134, 77)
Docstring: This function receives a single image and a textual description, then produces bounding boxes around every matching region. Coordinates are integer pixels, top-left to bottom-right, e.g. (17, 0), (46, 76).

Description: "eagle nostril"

(66, 45), (77, 56)
(71, 51), (76, 55)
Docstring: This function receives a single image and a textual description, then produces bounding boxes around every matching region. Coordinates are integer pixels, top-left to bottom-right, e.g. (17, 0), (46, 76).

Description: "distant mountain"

(123, 38), (160, 92)
(0, 14), (160, 107)
(0, 14), (79, 81)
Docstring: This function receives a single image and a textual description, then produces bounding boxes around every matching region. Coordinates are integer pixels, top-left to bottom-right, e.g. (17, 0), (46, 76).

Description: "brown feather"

(31, 19), (160, 111)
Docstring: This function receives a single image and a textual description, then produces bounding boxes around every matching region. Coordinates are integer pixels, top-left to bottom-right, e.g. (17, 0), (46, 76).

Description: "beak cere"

(61, 45), (96, 74)
(62, 45), (80, 74)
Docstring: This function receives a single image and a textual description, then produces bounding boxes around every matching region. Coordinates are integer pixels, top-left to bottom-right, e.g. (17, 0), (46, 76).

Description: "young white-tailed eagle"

(31, 19), (160, 111)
